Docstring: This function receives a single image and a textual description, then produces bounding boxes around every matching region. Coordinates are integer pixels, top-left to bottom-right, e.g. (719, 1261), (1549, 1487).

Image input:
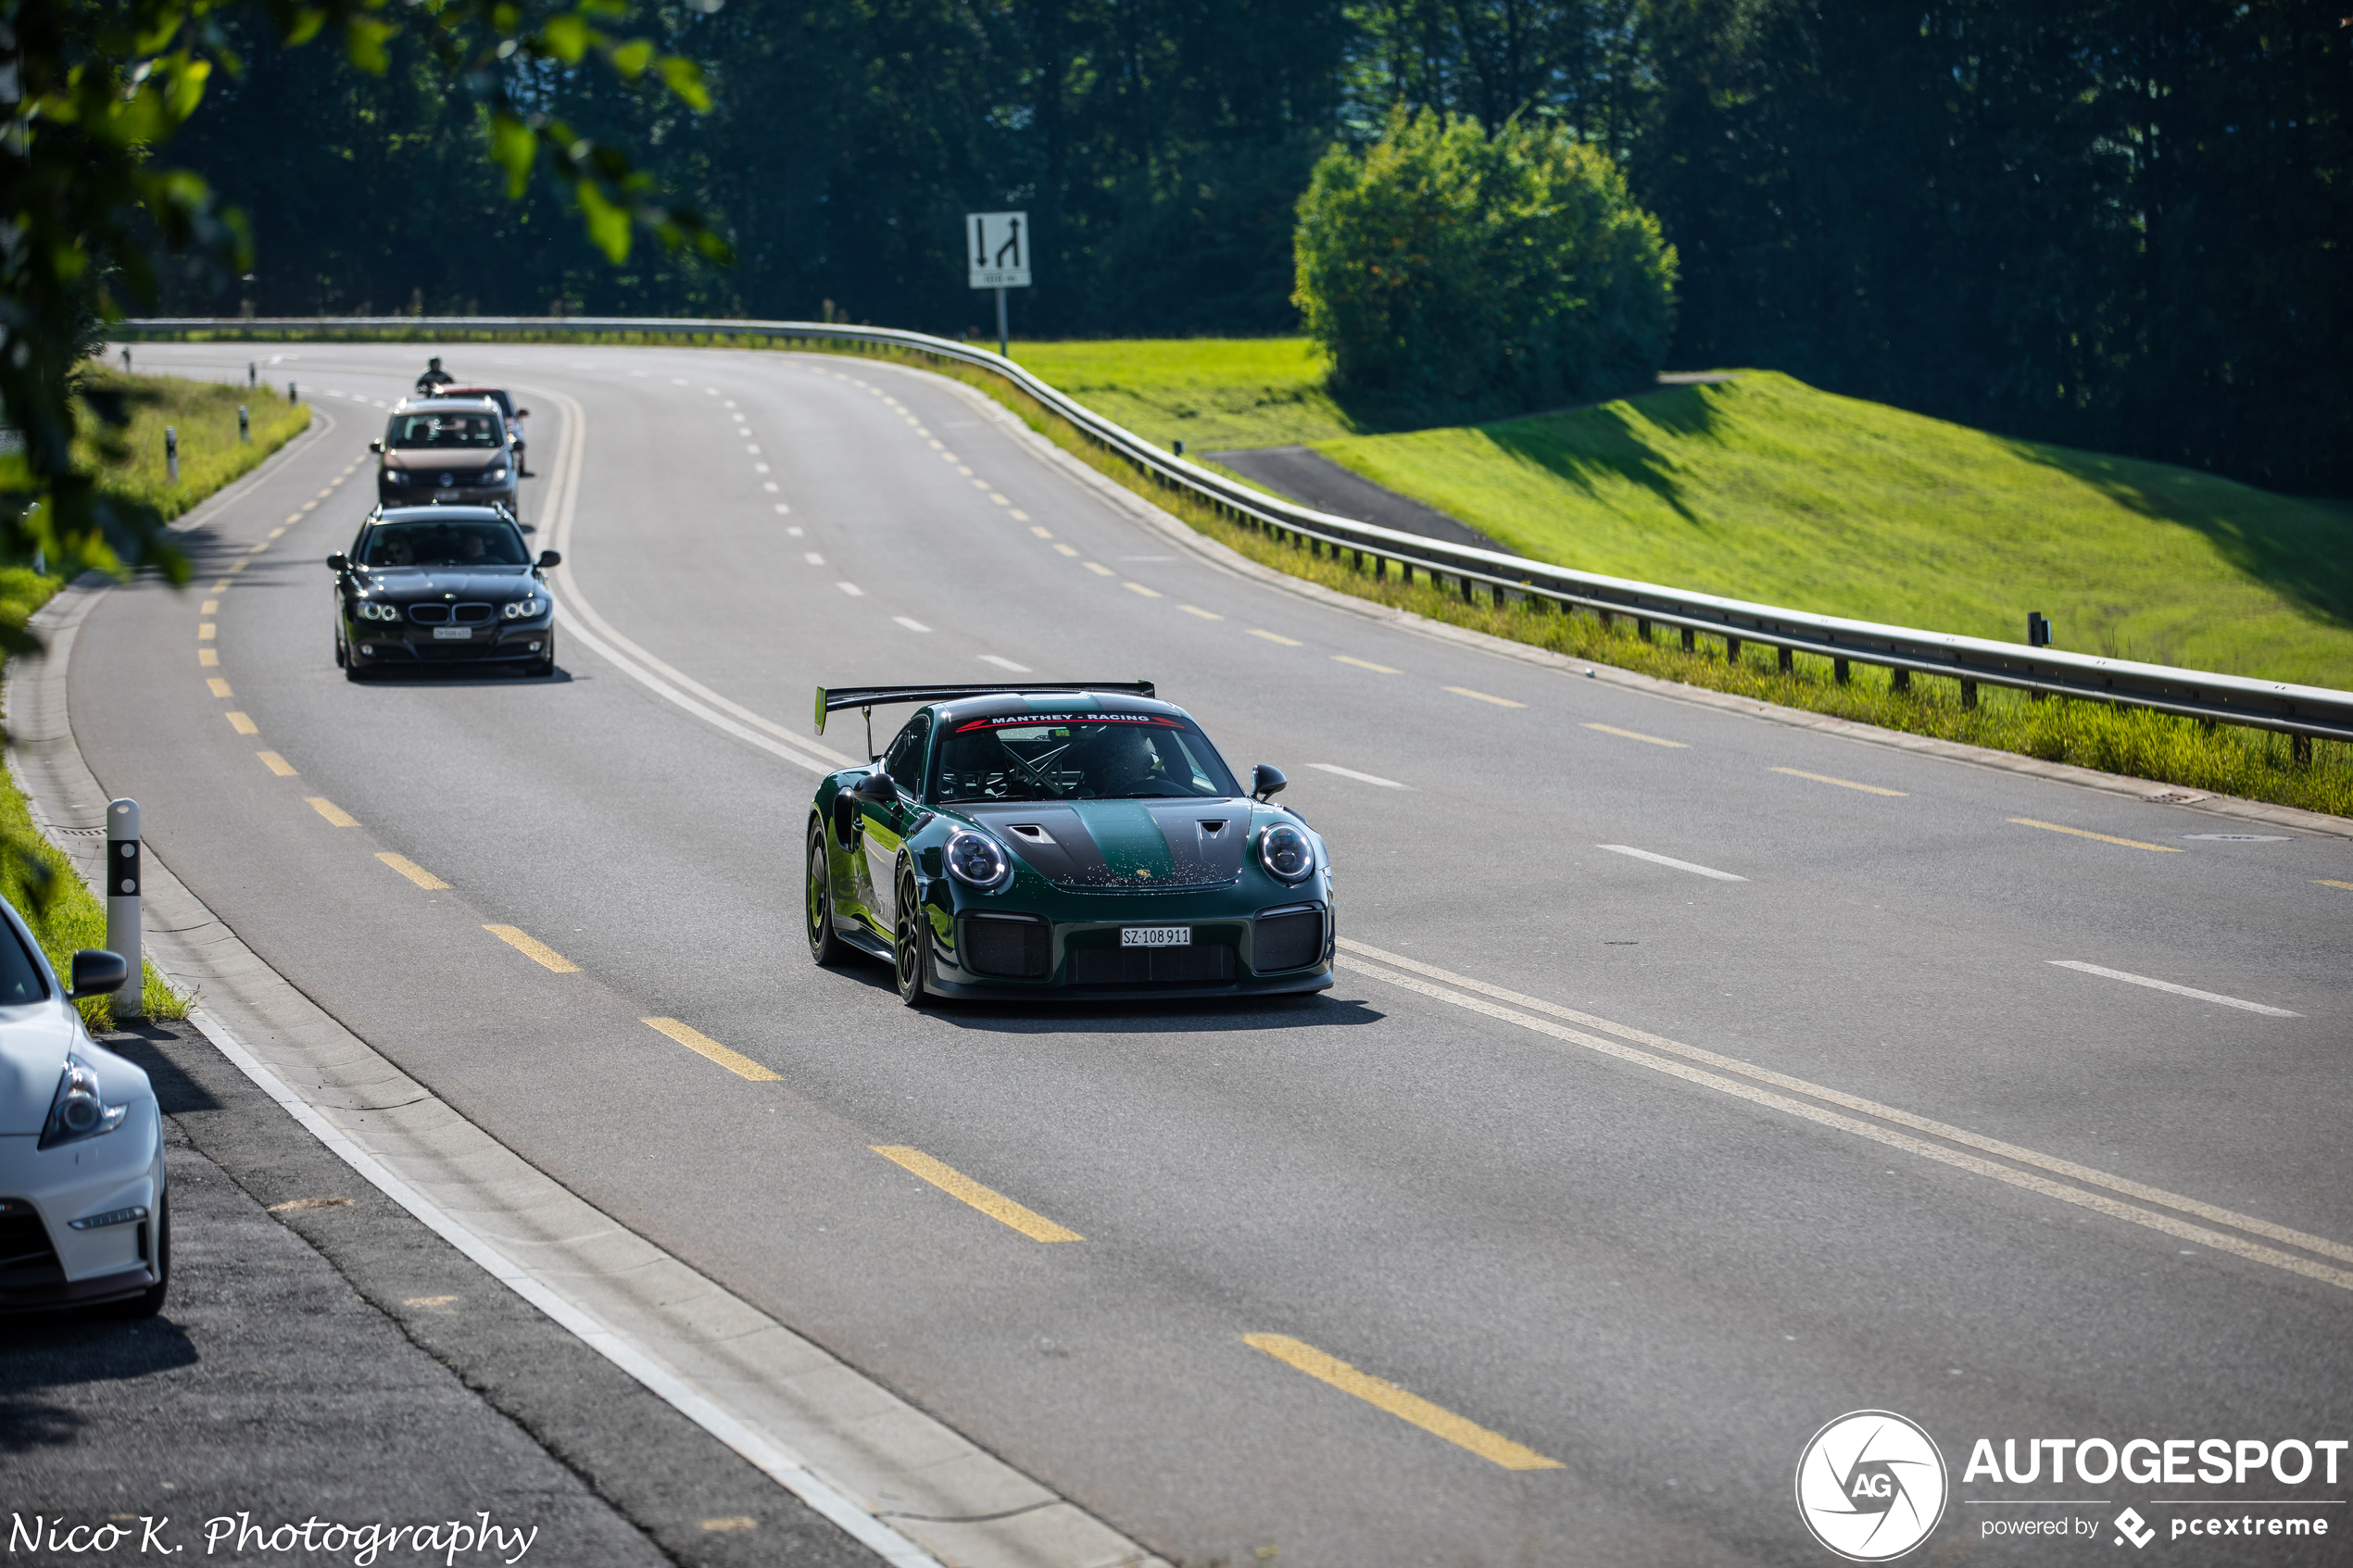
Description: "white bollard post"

(105, 799), (142, 1022)
(165, 426), (179, 486)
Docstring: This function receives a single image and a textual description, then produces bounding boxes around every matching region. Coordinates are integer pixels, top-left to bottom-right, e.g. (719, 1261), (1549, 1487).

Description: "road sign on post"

(966, 211), (1031, 358)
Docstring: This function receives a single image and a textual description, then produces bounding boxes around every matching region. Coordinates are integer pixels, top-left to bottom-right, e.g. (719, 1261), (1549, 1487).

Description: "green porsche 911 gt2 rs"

(807, 682), (1333, 1005)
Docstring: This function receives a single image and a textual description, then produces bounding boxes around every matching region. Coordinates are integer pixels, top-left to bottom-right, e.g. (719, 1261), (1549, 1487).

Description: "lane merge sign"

(967, 212), (1031, 289)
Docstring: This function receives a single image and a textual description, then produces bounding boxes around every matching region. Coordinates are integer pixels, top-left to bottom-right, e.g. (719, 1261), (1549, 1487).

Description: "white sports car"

(0, 902), (165, 1316)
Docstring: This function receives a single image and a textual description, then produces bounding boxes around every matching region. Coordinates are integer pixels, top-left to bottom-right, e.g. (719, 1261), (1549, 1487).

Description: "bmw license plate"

(1121, 925), (1190, 948)
(432, 626), (472, 640)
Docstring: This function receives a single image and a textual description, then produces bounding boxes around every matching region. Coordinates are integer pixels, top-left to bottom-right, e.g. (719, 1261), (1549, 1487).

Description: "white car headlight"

(41, 1056), (128, 1150)
(484, 466), (509, 482)
(502, 596), (546, 620)
(945, 830), (1011, 889)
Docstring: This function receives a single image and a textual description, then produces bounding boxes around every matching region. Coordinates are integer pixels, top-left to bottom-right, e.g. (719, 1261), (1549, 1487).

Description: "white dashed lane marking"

(1596, 845), (1747, 883)
(2048, 961), (2297, 1018)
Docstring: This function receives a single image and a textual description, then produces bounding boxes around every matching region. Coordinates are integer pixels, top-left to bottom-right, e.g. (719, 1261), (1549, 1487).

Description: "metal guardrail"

(121, 315), (2353, 749)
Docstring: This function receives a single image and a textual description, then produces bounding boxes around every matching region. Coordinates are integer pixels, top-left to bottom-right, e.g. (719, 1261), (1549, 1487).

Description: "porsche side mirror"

(326, 552), (349, 572)
(1252, 764), (1288, 802)
(536, 550), (562, 569)
(848, 769), (896, 802)
(68, 948), (128, 1000)
(368, 439), (384, 454)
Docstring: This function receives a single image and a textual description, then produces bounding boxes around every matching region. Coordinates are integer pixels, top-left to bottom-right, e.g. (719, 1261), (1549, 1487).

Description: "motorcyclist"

(414, 357), (456, 396)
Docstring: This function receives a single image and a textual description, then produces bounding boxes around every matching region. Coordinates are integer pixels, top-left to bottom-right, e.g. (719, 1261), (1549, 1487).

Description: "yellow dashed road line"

(643, 1018), (782, 1083)
(201, 599), (219, 615)
(377, 853), (450, 890)
(199, 649), (220, 668)
(2008, 818), (2182, 853)
(1242, 1335), (1562, 1472)
(1448, 685), (1525, 709)
(1249, 629), (1302, 646)
(483, 925), (581, 972)
(1053, 544), (1079, 558)
(1583, 721), (1685, 748)
(1333, 656), (1400, 673)
(198, 623), (217, 641)
(1029, 525), (1052, 538)
(1124, 582), (1163, 598)
(207, 678), (233, 698)
(1770, 766), (1906, 797)
(305, 797), (360, 827)
(2313, 880), (2353, 892)
(870, 1146), (1083, 1243)
(257, 751), (296, 776)
(1179, 605), (1223, 621)
(1084, 561), (1114, 576)
(225, 711), (258, 735)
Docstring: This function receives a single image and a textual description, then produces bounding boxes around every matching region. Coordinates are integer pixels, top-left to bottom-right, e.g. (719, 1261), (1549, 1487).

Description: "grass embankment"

(0, 367), (309, 1023)
(1314, 370), (2353, 690)
(76, 364), (311, 521)
(1004, 338), (1355, 452)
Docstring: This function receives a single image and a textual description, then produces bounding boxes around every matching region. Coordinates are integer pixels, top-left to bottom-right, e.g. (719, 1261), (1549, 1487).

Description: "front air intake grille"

(0, 1198), (64, 1291)
(408, 603), (451, 625)
(963, 916), (1050, 979)
(1253, 908), (1325, 972)
(1069, 944), (1237, 987)
(452, 602), (495, 624)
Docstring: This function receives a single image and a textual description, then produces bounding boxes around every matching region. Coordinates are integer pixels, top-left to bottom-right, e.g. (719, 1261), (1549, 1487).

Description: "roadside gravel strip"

(8, 440), (1162, 1568)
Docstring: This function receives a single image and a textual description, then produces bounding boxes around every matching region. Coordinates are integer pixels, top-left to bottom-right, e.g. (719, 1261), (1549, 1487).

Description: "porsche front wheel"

(806, 821), (849, 967)
(893, 866), (931, 1008)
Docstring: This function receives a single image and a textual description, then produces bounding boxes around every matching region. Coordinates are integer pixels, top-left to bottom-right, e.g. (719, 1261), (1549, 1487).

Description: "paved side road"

(1, 1022), (875, 1568)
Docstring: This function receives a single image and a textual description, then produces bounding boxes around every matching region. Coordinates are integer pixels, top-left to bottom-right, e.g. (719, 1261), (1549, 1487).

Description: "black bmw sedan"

(329, 507), (560, 680)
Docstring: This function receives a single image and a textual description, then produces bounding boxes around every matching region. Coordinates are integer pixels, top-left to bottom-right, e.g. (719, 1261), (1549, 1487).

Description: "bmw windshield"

(932, 714), (1240, 803)
(360, 520), (530, 568)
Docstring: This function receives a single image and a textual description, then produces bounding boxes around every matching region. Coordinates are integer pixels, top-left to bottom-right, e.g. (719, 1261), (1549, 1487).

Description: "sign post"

(965, 211), (1031, 358)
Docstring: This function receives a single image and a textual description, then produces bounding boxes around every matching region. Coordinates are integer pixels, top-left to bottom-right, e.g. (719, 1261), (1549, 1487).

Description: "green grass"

(1312, 370), (2353, 690)
(1004, 337), (1358, 453)
(76, 364), (312, 522)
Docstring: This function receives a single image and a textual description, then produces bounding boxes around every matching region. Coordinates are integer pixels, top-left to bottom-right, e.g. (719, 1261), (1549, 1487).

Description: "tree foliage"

(1292, 108), (1676, 414)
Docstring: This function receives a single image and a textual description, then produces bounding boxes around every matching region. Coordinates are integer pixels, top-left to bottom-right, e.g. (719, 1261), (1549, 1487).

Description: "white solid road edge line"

(1595, 844), (1747, 882)
(2049, 960), (2299, 1018)
(1308, 763), (1410, 789)
(182, 1007), (946, 1568)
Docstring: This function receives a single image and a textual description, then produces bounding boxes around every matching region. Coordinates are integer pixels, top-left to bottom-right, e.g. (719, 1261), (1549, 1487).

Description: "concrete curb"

(7, 416), (1166, 1568)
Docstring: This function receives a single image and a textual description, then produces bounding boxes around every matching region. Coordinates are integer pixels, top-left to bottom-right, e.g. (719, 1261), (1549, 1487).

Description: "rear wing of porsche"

(814, 682), (1155, 735)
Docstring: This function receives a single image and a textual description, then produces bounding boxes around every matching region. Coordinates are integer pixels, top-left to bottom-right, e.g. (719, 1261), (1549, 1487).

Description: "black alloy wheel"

(893, 864), (931, 1008)
(806, 820), (848, 967)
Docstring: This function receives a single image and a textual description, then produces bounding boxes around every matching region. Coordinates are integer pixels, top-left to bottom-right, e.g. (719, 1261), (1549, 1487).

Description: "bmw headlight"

(502, 595), (546, 620)
(1258, 822), (1315, 883)
(357, 599), (399, 621)
(945, 830), (1012, 889)
(40, 1056), (128, 1150)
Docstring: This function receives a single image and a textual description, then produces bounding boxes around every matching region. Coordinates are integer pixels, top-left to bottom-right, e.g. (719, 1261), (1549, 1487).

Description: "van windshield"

(388, 412), (503, 448)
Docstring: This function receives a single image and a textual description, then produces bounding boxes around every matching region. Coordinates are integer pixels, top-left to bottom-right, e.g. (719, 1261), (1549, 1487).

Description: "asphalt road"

(62, 340), (2353, 1566)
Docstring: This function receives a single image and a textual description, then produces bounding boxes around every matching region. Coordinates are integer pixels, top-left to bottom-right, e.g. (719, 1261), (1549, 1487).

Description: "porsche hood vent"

(961, 801), (1245, 888)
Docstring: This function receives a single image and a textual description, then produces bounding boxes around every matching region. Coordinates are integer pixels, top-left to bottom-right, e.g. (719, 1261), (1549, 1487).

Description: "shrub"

(1293, 109), (1678, 417)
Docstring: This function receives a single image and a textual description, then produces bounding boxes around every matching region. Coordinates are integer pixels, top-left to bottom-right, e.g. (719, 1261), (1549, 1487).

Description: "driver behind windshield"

(361, 521), (529, 568)
(932, 717), (1238, 802)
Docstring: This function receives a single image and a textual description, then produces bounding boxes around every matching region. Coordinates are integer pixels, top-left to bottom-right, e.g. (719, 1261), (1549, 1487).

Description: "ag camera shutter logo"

(1795, 1411), (1949, 1561)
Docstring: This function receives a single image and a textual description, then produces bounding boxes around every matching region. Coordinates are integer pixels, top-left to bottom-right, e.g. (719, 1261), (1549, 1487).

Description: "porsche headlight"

(502, 596), (546, 620)
(945, 830), (1011, 889)
(40, 1056), (128, 1150)
(1258, 822), (1315, 883)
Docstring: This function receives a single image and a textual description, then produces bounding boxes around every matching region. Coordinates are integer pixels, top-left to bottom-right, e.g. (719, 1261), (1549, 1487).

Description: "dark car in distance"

(440, 384), (529, 475)
(371, 398), (521, 511)
(329, 507), (560, 680)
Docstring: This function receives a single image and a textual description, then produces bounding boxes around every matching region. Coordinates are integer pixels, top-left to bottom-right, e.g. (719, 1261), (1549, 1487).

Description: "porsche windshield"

(387, 411), (503, 448)
(932, 715), (1239, 802)
(360, 521), (530, 568)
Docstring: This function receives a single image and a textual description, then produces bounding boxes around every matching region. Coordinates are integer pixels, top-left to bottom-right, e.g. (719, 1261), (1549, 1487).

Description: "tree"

(1292, 107), (1676, 416)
